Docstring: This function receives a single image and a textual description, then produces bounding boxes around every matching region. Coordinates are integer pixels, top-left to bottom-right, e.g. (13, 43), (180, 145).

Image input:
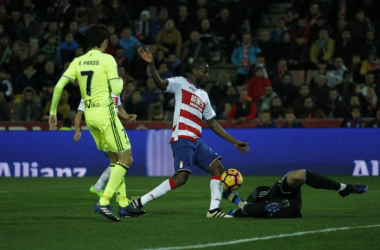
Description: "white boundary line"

(140, 224), (380, 250)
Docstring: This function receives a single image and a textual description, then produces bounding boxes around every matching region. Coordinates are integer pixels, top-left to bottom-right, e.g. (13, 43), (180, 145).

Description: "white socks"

(94, 167), (110, 192)
(338, 183), (347, 191)
(209, 177), (223, 211)
(141, 179), (175, 206)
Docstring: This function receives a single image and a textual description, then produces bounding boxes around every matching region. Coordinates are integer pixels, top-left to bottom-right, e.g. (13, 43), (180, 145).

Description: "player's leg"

(194, 139), (232, 218)
(287, 169), (368, 197)
(90, 152), (115, 197)
(131, 139), (193, 209)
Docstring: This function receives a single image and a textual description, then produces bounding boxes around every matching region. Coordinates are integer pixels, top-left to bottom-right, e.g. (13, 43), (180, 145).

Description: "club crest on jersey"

(190, 94), (205, 112)
(179, 161), (183, 169)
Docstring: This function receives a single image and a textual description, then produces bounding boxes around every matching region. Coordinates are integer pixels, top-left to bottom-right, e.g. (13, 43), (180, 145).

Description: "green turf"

(0, 176), (379, 250)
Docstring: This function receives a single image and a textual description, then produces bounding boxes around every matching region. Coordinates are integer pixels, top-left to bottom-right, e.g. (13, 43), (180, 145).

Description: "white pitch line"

(140, 224), (380, 250)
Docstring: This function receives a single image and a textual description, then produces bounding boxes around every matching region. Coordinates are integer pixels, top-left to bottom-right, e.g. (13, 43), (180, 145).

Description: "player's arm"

(73, 110), (83, 142)
(206, 118), (249, 154)
(49, 76), (71, 129)
(118, 105), (137, 121)
(138, 47), (168, 90)
(105, 55), (124, 95)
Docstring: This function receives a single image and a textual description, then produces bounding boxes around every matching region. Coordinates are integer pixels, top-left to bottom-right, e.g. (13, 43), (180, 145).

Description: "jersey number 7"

(81, 71), (94, 96)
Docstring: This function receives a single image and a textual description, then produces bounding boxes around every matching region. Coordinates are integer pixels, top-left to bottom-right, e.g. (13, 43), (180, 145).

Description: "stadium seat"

(306, 70), (318, 84)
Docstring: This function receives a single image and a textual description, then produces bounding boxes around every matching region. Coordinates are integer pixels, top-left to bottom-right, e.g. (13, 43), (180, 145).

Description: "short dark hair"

(261, 109), (270, 115)
(87, 25), (109, 49)
(189, 59), (207, 72)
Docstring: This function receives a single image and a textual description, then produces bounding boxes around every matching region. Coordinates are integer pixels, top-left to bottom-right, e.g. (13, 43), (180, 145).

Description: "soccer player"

(223, 169), (368, 218)
(73, 93), (137, 202)
(129, 47), (250, 218)
(49, 25), (145, 222)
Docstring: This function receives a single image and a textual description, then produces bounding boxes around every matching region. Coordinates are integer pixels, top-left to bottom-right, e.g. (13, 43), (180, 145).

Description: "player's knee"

(208, 160), (224, 176)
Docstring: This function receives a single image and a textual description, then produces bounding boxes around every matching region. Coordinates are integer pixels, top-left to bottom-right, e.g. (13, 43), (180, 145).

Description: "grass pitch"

(0, 176), (379, 250)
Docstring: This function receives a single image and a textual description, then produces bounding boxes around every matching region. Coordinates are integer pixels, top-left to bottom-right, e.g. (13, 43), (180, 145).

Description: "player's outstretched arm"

(73, 111), (83, 142)
(49, 76), (70, 129)
(138, 47), (168, 90)
(207, 119), (249, 154)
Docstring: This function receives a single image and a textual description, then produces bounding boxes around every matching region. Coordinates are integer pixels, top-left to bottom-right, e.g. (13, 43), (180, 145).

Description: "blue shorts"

(171, 138), (222, 174)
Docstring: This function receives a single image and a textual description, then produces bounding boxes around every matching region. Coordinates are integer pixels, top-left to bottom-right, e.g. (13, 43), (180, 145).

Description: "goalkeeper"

(223, 169), (368, 218)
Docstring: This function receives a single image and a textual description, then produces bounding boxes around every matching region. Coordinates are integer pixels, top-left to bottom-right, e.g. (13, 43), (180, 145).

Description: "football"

(221, 169), (243, 190)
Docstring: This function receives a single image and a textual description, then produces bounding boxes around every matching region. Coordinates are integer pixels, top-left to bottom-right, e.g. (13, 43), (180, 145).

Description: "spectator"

(271, 18), (289, 45)
(115, 47), (129, 73)
(298, 96), (326, 119)
(0, 34), (11, 64)
(142, 78), (164, 120)
(35, 61), (59, 95)
(4, 10), (21, 40)
(247, 67), (271, 102)
(134, 10), (153, 45)
(309, 60), (328, 85)
(282, 108), (305, 128)
(231, 33), (261, 86)
(308, 17), (327, 44)
(181, 30), (210, 68)
(0, 68), (12, 102)
(256, 109), (278, 128)
(42, 89), (70, 121)
(167, 53), (184, 76)
(338, 71), (356, 104)
(360, 50), (380, 78)
(119, 27), (143, 63)
(305, 3), (322, 29)
(270, 58), (288, 88)
(283, 7), (298, 28)
(330, 18), (348, 45)
(349, 54), (363, 83)
(254, 53), (269, 78)
(209, 72), (231, 108)
(15, 61), (38, 94)
(219, 102), (232, 121)
(156, 19), (182, 57)
(85, 0), (108, 26)
(322, 88), (347, 118)
(364, 87), (378, 117)
(107, 0), (132, 33)
(217, 86), (238, 118)
(121, 80), (136, 104)
(213, 8), (237, 60)
(327, 0), (355, 25)
(34, 51), (47, 73)
(348, 9), (371, 44)
(228, 89), (257, 125)
(326, 56), (348, 88)
(269, 96), (285, 120)
(15, 11), (40, 43)
(105, 33), (120, 57)
(175, 5), (192, 43)
(361, 73), (378, 96)
(74, 46), (84, 57)
(56, 0), (75, 33)
(39, 82), (54, 109)
(290, 18), (309, 44)
(192, 7), (208, 32)
(358, 30), (377, 60)
(17, 87), (42, 121)
(258, 29), (277, 69)
(277, 32), (296, 68)
(151, 8), (169, 41)
(341, 107), (365, 128)
(157, 62), (174, 79)
(198, 18), (220, 63)
(292, 34), (310, 70)
(125, 90), (148, 120)
(293, 84), (311, 116)
(367, 109), (380, 127)
(68, 21), (87, 48)
(335, 30), (358, 66)
(257, 85), (277, 116)
(275, 73), (298, 109)
(310, 74), (329, 107)
(227, 0), (251, 39)
(310, 28), (335, 68)
(57, 32), (79, 65)
(0, 90), (10, 121)
(346, 94), (367, 118)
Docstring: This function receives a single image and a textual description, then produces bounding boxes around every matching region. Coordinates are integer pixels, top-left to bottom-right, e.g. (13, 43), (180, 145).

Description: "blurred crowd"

(0, 0), (379, 128)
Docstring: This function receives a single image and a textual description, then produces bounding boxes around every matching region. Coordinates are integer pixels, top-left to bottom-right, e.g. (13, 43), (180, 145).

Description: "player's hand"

(127, 114), (137, 122)
(233, 141), (249, 154)
(74, 131), (81, 142)
(138, 47), (153, 64)
(49, 114), (57, 130)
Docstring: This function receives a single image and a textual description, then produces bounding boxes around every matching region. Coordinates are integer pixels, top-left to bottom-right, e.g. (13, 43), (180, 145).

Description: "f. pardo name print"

(0, 162), (87, 177)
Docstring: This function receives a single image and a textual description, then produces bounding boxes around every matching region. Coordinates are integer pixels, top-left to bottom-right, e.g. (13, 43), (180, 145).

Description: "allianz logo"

(0, 162), (87, 177)
(353, 160), (379, 176)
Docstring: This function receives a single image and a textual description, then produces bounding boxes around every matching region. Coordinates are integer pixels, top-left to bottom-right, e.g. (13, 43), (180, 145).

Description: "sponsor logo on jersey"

(84, 99), (100, 109)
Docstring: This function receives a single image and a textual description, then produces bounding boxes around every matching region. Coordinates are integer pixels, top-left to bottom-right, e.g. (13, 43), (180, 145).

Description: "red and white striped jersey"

(166, 76), (216, 143)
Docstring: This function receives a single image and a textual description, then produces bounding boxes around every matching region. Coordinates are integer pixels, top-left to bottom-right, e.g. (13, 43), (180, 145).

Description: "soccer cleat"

(206, 208), (233, 218)
(264, 199), (290, 213)
(90, 186), (103, 197)
(93, 203), (119, 222)
(339, 184), (368, 197)
(222, 190), (238, 202)
(130, 197), (143, 209)
(118, 204), (146, 217)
